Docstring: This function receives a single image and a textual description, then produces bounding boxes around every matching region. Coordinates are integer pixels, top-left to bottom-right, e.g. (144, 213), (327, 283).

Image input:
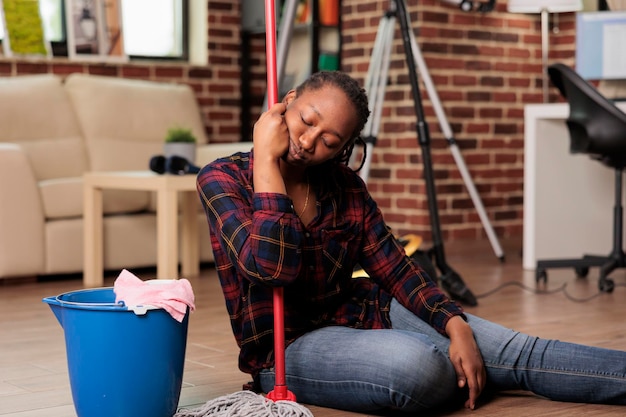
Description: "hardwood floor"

(1, 238), (626, 416)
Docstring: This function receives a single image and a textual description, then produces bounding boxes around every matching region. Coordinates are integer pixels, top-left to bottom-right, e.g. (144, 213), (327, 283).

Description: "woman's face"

(282, 84), (358, 167)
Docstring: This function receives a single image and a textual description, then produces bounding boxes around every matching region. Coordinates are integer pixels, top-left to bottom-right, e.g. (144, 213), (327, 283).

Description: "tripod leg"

(354, 11), (396, 182)
(407, 17), (504, 262)
(395, 0), (477, 306)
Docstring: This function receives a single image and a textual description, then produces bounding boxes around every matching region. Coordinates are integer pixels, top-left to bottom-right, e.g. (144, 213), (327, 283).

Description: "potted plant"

(164, 126), (197, 162)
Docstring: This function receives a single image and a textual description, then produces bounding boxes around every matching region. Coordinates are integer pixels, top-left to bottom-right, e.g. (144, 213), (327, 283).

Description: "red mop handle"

(267, 287), (296, 401)
(265, 0), (279, 106)
(264, 0), (296, 403)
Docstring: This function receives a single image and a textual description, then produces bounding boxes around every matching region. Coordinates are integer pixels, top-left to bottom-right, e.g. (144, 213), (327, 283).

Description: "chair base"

(536, 251), (626, 292)
(536, 167), (625, 293)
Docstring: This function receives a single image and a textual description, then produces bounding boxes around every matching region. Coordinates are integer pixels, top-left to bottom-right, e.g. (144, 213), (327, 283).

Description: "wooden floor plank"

(1, 238), (626, 416)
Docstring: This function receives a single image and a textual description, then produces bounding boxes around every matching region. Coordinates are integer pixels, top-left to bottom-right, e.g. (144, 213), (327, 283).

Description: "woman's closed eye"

(300, 113), (342, 149)
(322, 136), (340, 149)
(300, 113), (313, 126)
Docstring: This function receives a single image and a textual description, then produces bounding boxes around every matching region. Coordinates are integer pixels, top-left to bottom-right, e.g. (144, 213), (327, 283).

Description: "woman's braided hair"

(294, 71), (370, 169)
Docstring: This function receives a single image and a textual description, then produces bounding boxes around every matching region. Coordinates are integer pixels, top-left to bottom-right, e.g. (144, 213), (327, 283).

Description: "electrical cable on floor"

(473, 281), (566, 299)
(473, 281), (626, 303)
(562, 282), (626, 303)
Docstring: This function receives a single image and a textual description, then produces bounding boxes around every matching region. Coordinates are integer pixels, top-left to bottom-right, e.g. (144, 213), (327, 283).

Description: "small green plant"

(165, 127), (196, 143)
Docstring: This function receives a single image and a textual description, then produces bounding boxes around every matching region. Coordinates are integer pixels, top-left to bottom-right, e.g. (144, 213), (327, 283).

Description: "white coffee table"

(83, 171), (200, 287)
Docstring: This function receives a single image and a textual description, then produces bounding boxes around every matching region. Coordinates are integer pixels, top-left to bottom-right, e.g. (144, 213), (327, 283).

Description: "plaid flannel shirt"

(197, 151), (465, 378)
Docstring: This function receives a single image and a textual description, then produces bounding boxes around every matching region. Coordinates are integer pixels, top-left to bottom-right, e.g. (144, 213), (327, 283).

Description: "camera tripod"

(358, 0), (505, 305)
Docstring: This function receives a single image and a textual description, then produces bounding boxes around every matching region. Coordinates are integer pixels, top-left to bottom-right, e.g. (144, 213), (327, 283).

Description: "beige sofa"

(0, 73), (250, 280)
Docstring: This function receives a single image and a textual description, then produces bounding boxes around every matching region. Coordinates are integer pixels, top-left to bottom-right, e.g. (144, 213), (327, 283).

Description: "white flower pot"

(164, 142), (196, 163)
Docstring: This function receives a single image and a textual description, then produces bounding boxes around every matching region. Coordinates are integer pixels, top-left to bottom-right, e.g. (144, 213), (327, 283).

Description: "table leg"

(83, 184), (104, 287)
(181, 191), (200, 277)
(157, 188), (179, 279)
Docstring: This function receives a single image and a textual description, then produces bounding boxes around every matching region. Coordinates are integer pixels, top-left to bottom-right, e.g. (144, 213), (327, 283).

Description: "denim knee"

(380, 331), (458, 410)
(261, 327), (460, 413)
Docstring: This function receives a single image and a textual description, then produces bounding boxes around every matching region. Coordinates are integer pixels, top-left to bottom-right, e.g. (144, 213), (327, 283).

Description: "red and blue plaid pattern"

(197, 151), (464, 378)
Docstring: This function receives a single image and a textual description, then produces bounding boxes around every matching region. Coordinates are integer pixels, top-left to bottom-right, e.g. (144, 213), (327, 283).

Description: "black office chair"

(537, 63), (626, 292)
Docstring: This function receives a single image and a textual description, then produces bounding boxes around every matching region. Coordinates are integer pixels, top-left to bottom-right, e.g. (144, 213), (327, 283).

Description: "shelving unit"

(281, 0), (342, 95)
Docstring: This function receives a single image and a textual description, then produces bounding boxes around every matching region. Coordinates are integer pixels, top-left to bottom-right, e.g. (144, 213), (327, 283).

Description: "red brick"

(0, 0), (579, 244)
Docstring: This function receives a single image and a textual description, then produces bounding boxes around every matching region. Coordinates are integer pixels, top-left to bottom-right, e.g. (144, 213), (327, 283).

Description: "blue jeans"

(258, 299), (626, 413)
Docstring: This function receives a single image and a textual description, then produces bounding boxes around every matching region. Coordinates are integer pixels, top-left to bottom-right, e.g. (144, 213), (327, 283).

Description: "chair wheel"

(599, 278), (615, 293)
(536, 268), (547, 283)
(575, 266), (589, 278)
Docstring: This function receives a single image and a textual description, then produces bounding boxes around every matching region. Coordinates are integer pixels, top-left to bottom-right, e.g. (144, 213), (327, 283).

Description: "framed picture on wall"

(66, 0), (126, 61)
(0, 0), (50, 57)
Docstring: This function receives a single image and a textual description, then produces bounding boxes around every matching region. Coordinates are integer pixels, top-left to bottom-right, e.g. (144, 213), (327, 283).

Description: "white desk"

(523, 102), (626, 270)
(83, 171), (199, 287)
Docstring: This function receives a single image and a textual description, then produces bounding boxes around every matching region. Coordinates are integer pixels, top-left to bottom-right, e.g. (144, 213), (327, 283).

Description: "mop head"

(174, 390), (314, 417)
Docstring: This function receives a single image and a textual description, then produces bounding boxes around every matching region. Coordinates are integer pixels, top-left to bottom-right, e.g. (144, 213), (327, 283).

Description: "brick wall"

(338, 0), (578, 244)
(0, 0), (578, 245)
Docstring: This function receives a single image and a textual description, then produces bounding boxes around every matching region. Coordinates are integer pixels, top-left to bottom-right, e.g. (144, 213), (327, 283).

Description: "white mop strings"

(174, 390), (314, 417)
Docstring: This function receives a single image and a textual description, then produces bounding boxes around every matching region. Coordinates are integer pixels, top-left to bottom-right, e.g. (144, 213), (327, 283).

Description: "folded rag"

(113, 269), (195, 322)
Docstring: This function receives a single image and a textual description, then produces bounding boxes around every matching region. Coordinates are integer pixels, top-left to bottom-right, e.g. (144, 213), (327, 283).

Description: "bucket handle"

(44, 297), (152, 315)
(53, 299), (126, 308)
(42, 296), (124, 309)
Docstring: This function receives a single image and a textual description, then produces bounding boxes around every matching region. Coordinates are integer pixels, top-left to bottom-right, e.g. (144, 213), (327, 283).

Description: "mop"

(174, 1), (313, 416)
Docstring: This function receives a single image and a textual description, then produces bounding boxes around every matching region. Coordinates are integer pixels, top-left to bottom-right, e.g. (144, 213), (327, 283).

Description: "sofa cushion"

(39, 177), (150, 220)
(0, 74), (88, 180)
(64, 74), (208, 172)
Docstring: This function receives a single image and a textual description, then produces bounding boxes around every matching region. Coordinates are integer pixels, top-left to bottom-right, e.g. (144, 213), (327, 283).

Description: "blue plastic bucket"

(43, 286), (189, 417)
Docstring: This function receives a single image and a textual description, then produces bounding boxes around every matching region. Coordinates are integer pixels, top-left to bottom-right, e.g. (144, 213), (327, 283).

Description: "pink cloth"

(113, 269), (195, 322)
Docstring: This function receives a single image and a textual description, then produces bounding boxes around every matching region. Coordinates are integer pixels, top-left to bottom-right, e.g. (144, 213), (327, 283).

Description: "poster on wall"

(66, 0), (126, 61)
(0, 0), (50, 57)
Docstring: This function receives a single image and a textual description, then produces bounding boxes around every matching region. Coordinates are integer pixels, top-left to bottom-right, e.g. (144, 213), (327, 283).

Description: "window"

(122, 0), (187, 59)
(0, 0), (188, 60)
(40, 0), (65, 42)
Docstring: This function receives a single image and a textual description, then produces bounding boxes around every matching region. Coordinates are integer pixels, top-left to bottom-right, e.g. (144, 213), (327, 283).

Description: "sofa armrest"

(196, 142), (252, 167)
(0, 144), (45, 277)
